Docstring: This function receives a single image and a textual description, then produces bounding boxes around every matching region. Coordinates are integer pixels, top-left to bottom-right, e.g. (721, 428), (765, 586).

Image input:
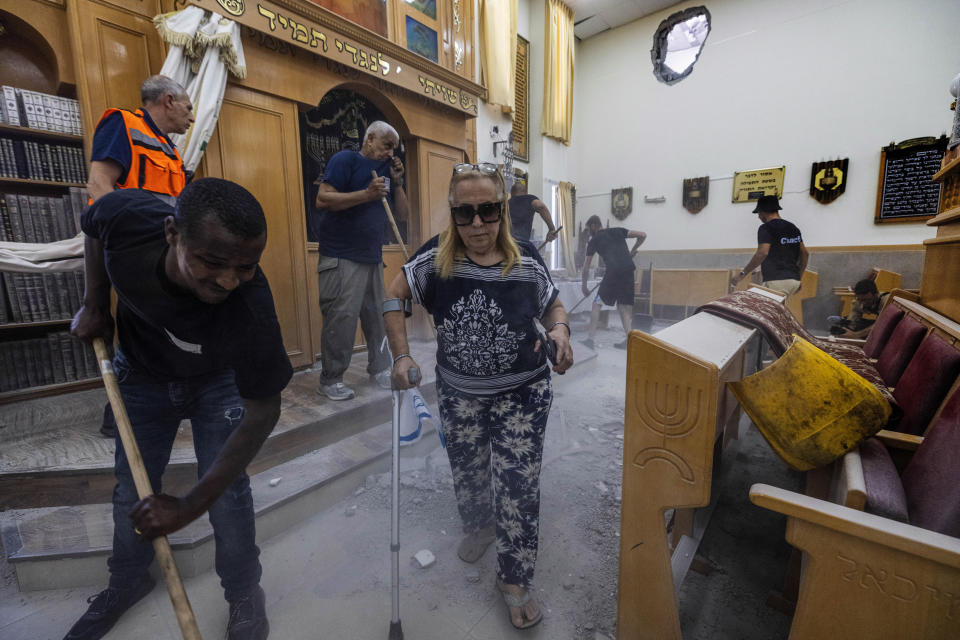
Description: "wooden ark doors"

(201, 85), (313, 368)
(416, 139), (464, 240)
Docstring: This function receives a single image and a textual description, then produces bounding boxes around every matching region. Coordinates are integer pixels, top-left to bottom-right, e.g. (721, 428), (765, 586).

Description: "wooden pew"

(650, 268), (733, 318)
(763, 294), (960, 633)
(617, 292), (784, 639)
(749, 484), (960, 639)
(785, 269), (818, 324)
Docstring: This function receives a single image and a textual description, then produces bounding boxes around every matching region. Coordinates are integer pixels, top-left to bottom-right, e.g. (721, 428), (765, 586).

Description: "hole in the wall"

(651, 6), (711, 85)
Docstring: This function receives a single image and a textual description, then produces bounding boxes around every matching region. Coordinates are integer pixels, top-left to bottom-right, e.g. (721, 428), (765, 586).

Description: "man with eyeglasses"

(314, 121), (410, 401)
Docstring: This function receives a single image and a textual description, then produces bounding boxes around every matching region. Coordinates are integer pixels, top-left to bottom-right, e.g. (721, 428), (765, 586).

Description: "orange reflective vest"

(97, 108), (186, 198)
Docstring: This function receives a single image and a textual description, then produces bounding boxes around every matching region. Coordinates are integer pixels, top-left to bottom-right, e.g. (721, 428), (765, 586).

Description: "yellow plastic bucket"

(729, 335), (891, 471)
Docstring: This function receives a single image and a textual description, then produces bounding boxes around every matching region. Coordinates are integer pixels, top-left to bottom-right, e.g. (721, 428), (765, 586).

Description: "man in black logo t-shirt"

(731, 195), (809, 297)
(67, 179), (291, 640)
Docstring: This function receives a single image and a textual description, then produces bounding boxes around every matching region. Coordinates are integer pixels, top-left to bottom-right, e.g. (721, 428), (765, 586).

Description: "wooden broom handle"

(372, 170), (409, 261)
(92, 338), (203, 640)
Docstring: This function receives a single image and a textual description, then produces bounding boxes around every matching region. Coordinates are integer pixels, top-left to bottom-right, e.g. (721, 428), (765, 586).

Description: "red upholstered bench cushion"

(863, 303), (904, 359)
(902, 387), (960, 537)
(875, 315), (926, 387)
(859, 437), (909, 522)
(892, 332), (960, 435)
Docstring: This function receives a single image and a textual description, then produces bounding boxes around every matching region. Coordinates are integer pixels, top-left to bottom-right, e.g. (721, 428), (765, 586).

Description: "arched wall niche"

(0, 4), (76, 93)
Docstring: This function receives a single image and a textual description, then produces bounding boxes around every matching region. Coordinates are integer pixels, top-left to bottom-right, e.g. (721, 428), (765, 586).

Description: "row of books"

(0, 189), (87, 243)
(0, 270), (85, 325)
(1, 87), (83, 136)
(0, 136), (87, 183)
(0, 332), (99, 393)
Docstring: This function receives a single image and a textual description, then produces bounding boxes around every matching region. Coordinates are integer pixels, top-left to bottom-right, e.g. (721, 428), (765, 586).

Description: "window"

(652, 6), (710, 85)
(548, 183), (565, 271)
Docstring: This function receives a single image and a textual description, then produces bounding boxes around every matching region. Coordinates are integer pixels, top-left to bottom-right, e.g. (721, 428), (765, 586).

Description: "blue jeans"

(107, 349), (261, 602)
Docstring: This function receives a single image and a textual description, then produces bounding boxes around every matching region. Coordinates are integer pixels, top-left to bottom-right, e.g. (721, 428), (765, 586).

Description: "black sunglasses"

(451, 201), (503, 226)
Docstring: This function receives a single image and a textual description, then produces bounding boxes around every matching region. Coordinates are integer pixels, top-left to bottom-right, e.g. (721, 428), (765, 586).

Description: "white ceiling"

(567, 0), (683, 40)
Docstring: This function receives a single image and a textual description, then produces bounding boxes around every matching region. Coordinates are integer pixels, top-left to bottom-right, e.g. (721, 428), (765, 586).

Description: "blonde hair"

(435, 169), (521, 279)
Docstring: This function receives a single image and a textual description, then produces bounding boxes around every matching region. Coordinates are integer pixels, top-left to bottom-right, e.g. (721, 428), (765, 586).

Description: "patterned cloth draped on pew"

(697, 291), (899, 413)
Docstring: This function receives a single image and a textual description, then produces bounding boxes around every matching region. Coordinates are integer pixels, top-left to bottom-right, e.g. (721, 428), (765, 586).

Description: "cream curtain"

(541, 0), (574, 145)
(558, 181), (577, 277)
(479, 0), (518, 109)
(155, 7), (247, 172)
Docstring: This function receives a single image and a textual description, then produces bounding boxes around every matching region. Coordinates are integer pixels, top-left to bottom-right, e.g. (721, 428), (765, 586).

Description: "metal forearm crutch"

(93, 338), (203, 640)
(389, 366), (421, 640)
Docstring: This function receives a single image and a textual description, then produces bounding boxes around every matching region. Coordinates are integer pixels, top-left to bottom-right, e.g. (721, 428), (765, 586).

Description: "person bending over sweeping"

(383, 162), (574, 630)
(67, 179), (292, 640)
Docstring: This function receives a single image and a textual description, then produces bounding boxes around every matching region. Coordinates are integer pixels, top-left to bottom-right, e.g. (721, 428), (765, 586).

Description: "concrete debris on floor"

(1, 325), (798, 639)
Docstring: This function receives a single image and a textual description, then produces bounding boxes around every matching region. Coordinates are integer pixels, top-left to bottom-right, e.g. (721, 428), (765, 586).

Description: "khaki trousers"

(317, 255), (392, 385)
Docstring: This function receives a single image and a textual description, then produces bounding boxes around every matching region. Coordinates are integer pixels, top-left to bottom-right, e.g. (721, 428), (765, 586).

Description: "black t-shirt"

(586, 227), (634, 272)
(757, 218), (803, 281)
(81, 189), (293, 399)
(403, 236), (559, 395)
(508, 194), (538, 241)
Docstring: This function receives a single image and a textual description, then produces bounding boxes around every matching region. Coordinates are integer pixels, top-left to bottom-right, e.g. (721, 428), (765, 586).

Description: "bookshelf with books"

(0, 84), (100, 402)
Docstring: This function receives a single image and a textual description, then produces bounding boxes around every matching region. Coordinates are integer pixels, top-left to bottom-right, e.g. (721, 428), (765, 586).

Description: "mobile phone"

(532, 319), (559, 369)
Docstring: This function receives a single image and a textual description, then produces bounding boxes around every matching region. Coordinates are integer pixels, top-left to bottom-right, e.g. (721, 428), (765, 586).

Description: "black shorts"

(597, 268), (635, 306)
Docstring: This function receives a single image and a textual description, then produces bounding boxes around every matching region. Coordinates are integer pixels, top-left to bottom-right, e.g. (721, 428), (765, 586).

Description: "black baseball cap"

(752, 195), (782, 213)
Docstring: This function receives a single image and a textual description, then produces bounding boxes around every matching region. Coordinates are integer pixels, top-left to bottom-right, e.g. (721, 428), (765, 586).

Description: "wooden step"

(1, 345), (598, 592)
(0, 349), (440, 510)
(0, 416), (440, 592)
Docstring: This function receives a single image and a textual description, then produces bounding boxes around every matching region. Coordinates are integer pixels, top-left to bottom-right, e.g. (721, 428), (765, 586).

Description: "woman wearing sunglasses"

(383, 162), (573, 629)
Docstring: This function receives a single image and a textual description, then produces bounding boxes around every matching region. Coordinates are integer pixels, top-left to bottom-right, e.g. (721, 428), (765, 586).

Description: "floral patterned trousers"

(436, 375), (553, 588)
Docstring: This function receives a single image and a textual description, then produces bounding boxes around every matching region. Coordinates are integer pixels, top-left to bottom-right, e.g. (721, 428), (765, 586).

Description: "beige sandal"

(457, 525), (495, 563)
(496, 580), (543, 630)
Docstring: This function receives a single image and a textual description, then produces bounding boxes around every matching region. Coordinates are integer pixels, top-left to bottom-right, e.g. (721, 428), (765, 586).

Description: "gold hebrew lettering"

(290, 20), (308, 43)
(257, 4), (277, 30)
(335, 39), (344, 52)
(344, 43), (359, 65)
(310, 29), (327, 51)
(378, 55), (390, 75)
(277, 14), (287, 29)
(358, 50), (368, 69)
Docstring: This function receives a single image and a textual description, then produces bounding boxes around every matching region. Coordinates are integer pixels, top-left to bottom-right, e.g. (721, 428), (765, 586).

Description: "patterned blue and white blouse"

(403, 235), (560, 395)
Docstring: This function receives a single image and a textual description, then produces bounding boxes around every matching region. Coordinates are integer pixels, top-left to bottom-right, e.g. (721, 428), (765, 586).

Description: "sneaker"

(99, 423), (115, 438)
(614, 340), (628, 350)
(226, 585), (269, 640)
(64, 576), (156, 639)
(370, 369), (392, 390)
(318, 382), (355, 401)
(581, 338), (595, 350)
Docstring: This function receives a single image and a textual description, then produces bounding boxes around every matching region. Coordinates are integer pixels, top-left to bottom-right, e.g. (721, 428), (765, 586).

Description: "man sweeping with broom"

(67, 178), (292, 640)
